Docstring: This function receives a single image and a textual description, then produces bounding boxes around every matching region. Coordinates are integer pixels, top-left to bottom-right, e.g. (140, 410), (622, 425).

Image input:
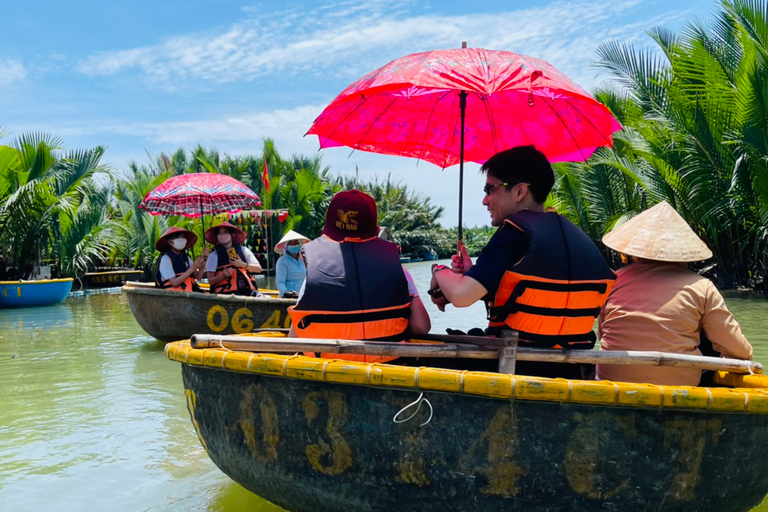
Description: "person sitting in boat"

(154, 227), (208, 292)
(204, 222), (262, 296)
(274, 229), (309, 299)
(597, 201), (753, 386)
(289, 189), (431, 354)
(429, 145), (616, 378)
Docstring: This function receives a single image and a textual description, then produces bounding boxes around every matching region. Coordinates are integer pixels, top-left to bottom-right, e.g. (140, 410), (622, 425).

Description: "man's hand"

(224, 268), (234, 277)
(430, 291), (450, 312)
(451, 243), (473, 274)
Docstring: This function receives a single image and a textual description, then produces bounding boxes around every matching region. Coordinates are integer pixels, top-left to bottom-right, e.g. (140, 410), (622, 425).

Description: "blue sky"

(1, 0), (717, 227)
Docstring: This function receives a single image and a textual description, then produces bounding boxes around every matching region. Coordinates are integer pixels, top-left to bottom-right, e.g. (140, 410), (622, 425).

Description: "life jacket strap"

(297, 307), (411, 330)
(514, 329), (597, 349)
(489, 279), (607, 321)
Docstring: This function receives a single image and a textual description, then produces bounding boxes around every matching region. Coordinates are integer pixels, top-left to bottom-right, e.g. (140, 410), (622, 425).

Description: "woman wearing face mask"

(274, 230), (310, 299)
(154, 227), (208, 292)
(205, 222), (262, 295)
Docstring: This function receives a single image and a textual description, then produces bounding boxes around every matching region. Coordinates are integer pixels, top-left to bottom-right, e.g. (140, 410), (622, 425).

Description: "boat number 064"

(206, 305), (291, 333)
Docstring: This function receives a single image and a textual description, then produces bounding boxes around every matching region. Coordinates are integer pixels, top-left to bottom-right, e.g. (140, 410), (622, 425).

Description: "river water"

(1, 259), (767, 511)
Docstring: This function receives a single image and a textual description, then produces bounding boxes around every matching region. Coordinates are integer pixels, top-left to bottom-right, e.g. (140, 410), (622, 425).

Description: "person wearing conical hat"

(205, 221), (262, 295)
(154, 227), (208, 292)
(274, 230), (309, 299)
(597, 201), (753, 386)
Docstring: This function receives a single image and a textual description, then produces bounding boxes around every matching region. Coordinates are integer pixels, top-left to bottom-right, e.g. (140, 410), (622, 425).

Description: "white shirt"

(206, 246), (258, 273)
(159, 254), (193, 280)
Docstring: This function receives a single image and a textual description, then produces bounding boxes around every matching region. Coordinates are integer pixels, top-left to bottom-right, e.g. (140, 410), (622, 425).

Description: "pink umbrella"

(307, 45), (621, 238)
(140, 173), (261, 217)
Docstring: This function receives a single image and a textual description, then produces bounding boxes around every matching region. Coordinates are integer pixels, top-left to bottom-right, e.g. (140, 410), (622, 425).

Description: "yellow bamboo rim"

(165, 340), (768, 414)
(0, 278), (74, 285)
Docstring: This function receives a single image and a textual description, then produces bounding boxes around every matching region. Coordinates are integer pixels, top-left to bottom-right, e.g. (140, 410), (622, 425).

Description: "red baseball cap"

(322, 189), (378, 242)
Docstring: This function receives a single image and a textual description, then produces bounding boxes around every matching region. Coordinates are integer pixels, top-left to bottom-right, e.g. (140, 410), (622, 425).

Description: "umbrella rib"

(313, 94), (378, 149)
(539, 96), (588, 161)
(418, 90), (453, 168)
(563, 98), (615, 146)
(480, 94), (499, 155)
(346, 96), (400, 159)
(440, 91), (462, 169)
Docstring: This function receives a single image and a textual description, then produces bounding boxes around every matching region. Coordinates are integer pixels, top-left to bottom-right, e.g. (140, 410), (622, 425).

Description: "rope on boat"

(393, 392), (433, 426)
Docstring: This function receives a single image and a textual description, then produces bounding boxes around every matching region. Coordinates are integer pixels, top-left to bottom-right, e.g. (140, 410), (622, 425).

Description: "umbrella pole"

(458, 90), (467, 253)
(199, 196), (205, 258)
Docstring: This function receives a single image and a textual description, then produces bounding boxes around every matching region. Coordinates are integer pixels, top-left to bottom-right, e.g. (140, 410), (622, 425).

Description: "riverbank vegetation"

(1, 0), (766, 291)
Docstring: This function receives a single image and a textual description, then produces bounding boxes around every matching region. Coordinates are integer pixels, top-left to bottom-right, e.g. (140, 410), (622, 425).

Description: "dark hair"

(480, 145), (554, 204)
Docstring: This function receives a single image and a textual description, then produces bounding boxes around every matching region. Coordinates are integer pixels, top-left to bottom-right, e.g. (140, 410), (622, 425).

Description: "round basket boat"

(123, 282), (295, 341)
(166, 338), (768, 512)
(0, 278), (73, 308)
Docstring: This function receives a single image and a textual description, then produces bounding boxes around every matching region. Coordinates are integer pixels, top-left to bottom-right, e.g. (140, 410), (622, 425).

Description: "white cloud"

(76, 0), (677, 91)
(0, 59), (27, 85)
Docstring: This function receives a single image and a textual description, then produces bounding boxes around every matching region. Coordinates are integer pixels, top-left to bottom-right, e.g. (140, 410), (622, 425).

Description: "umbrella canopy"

(307, 46), (621, 238)
(307, 47), (621, 167)
(140, 173), (261, 217)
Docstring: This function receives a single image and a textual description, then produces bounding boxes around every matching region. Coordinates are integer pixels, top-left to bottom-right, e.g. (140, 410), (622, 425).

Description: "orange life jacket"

(487, 211), (616, 349)
(289, 235), (412, 362)
(155, 251), (195, 292)
(210, 244), (257, 295)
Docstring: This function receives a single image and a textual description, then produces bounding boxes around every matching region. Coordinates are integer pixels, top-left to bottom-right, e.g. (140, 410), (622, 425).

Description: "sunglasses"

(483, 181), (529, 195)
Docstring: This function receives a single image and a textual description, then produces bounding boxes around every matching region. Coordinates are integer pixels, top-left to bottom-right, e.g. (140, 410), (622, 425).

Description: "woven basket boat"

(165, 333), (768, 512)
(123, 282), (294, 341)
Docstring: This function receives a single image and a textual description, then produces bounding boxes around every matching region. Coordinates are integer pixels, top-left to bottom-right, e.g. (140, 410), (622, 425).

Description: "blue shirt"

(275, 254), (306, 297)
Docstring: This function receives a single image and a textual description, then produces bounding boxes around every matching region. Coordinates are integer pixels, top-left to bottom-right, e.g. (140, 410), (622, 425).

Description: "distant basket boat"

(166, 333), (768, 512)
(123, 282), (295, 341)
(0, 278), (73, 308)
(83, 269), (146, 289)
(422, 250), (438, 261)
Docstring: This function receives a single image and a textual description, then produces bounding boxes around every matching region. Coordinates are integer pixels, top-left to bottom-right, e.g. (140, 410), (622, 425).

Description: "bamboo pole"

(189, 334), (763, 375)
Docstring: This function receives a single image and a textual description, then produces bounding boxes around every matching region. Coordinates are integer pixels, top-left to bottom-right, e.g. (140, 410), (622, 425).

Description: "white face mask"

(170, 238), (187, 250)
(217, 233), (232, 244)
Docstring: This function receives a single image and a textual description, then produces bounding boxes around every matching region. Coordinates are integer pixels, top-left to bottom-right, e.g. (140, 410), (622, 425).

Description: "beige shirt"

(597, 262), (752, 386)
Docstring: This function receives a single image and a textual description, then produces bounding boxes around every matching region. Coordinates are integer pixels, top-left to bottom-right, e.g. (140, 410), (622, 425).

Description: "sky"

(1, 0), (719, 228)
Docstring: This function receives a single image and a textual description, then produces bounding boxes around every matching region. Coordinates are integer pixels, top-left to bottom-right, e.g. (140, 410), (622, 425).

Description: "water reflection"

(1, 283), (767, 511)
(0, 303), (74, 332)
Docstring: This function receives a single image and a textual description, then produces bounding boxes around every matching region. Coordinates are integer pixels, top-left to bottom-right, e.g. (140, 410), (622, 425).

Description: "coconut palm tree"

(0, 132), (121, 279)
(551, 0), (768, 288)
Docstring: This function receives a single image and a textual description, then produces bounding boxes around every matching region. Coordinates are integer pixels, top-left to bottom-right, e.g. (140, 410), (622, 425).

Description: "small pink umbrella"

(140, 173), (261, 217)
(140, 173), (262, 245)
(307, 45), (621, 239)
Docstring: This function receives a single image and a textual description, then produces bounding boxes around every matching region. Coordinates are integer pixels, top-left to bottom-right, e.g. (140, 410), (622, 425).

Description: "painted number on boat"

(239, 384), (279, 462)
(459, 406), (524, 497)
(303, 391), (353, 475)
(206, 306), (291, 333)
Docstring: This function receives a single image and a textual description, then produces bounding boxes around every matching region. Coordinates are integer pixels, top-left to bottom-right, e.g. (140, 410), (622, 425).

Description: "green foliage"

(550, 0), (768, 289)
(0, 133), (122, 279)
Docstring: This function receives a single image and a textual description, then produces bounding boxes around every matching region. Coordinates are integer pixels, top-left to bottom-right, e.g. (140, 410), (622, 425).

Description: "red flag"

(262, 160), (270, 192)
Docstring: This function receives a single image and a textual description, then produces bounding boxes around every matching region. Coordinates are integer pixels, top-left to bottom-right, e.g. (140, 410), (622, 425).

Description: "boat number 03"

(189, 385), (722, 500)
(206, 305), (291, 333)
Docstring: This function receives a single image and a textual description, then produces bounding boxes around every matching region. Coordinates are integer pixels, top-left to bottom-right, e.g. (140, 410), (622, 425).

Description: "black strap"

(489, 279), (606, 321)
(512, 302), (602, 318)
(515, 329), (597, 349)
(515, 280), (608, 293)
(297, 307), (411, 330)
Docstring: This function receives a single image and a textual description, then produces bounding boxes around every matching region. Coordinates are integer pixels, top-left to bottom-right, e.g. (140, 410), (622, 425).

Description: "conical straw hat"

(602, 201), (713, 262)
(274, 230), (310, 254)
